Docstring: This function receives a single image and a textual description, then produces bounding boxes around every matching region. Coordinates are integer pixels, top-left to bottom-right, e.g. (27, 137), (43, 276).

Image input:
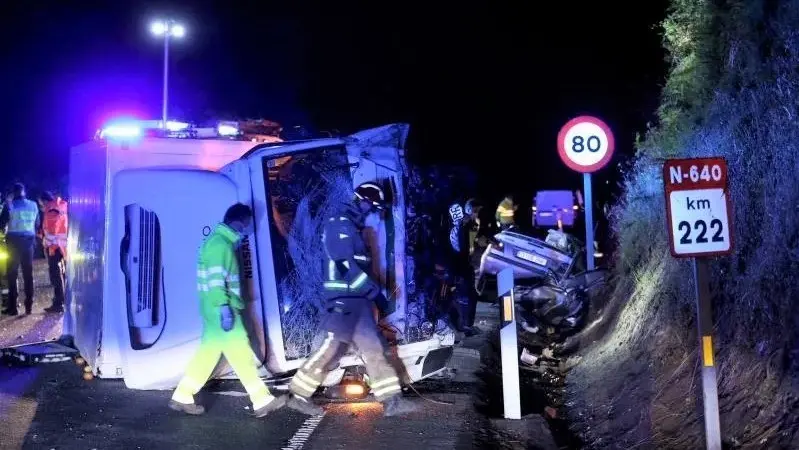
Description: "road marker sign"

(557, 116), (615, 270)
(664, 158), (733, 258)
(663, 157), (733, 450)
(497, 268), (521, 420)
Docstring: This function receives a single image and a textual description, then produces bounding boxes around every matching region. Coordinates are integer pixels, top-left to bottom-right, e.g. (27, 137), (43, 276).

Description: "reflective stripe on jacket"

(495, 198), (515, 224)
(197, 223), (244, 323)
(7, 199), (39, 235)
(321, 214), (380, 301)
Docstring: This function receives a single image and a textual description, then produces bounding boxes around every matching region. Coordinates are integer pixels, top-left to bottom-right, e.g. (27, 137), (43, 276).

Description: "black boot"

(24, 299), (32, 315)
(168, 400), (205, 415)
(2, 300), (18, 316)
(285, 394), (324, 416)
(463, 326), (482, 337)
(45, 304), (64, 313)
(253, 394), (288, 418)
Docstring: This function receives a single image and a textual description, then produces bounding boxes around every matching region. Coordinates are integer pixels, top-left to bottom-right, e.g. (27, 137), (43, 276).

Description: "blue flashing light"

(100, 124), (142, 139)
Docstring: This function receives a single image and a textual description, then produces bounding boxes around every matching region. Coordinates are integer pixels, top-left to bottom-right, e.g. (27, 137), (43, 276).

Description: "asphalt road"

(0, 259), (63, 349)
(0, 347), (497, 450)
(0, 262), (555, 450)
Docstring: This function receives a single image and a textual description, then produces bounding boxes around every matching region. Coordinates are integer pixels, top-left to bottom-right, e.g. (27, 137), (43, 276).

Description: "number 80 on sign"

(663, 157), (734, 258)
(557, 116), (615, 173)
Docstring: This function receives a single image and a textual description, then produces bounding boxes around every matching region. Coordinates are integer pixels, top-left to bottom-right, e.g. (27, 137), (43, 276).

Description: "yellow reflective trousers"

(171, 312), (275, 410)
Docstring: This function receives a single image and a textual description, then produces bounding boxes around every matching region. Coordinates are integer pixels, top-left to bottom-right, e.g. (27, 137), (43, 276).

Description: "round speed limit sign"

(557, 116), (615, 173)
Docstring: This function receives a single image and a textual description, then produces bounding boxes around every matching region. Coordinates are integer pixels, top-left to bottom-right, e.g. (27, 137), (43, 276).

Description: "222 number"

(678, 219), (724, 244)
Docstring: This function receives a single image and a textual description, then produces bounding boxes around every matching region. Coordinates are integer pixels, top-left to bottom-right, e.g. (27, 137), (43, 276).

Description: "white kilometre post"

(497, 267), (521, 419)
(664, 157), (732, 450)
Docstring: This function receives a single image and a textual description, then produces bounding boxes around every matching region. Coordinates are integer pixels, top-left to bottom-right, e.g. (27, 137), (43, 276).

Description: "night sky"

(0, 1), (668, 205)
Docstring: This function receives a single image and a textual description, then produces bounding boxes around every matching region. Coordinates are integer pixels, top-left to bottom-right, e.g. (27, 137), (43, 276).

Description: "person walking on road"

(0, 183), (40, 316)
(39, 191), (68, 313)
(169, 203), (287, 417)
(285, 183), (417, 417)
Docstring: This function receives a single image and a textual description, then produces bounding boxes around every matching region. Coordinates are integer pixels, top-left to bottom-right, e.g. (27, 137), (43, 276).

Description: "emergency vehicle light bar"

(96, 118), (281, 143)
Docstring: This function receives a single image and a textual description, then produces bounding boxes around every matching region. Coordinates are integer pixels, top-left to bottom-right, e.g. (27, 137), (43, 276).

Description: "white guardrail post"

(497, 267), (521, 419)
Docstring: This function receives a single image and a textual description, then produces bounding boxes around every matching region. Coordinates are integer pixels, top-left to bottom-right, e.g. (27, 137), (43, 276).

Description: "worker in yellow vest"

(495, 194), (517, 231)
(169, 204), (287, 417)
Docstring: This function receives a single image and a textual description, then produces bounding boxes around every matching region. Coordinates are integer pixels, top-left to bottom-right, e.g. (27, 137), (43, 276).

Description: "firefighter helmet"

(354, 182), (387, 210)
(464, 198), (482, 216)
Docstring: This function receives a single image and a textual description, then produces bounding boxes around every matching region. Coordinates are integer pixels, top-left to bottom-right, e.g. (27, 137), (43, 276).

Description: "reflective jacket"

(495, 197), (516, 226)
(42, 197), (68, 257)
(197, 223), (244, 325)
(321, 207), (381, 304)
(5, 198), (39, 236)
(442, 203), (473, 277)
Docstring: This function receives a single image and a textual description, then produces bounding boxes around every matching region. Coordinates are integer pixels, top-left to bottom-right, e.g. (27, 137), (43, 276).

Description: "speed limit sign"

(556, 115), (615, 272)
(557, 116), (615, 173)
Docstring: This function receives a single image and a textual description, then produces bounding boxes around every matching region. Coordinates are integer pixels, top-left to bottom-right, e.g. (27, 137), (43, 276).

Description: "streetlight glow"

(150, 21), (167, 36)
(150, 20), (185, 38)
(170, 24), (186, 38)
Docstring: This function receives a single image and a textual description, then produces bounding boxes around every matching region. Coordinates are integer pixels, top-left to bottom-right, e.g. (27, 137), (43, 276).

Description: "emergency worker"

(495, 194), (517, 230)
(169, 203), (287, 417)
(39, 191), (68, 313)
(445, 198), (482, 336)
(285, 182), (417, 417)
(0, 183), (40, 315)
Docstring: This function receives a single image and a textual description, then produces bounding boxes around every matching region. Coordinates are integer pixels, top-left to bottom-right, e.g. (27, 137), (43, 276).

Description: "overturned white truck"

(63, 121), (454, 395)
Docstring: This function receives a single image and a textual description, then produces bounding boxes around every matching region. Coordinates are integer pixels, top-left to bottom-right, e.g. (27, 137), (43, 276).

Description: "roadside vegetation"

(566, 0), (799, 447)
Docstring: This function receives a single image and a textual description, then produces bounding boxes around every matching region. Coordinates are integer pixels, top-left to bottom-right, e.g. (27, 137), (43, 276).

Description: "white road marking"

(212, 391), (249, 397)
(281, 412), (326, 450)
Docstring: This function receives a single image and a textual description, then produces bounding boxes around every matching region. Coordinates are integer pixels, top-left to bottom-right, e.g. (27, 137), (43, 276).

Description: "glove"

(220, 305), (234, 332)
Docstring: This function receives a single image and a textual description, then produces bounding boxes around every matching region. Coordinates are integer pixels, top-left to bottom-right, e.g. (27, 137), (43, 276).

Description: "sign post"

(663, 157), (733, 450)
(557, 116), (615, 270)
(497, 268), (521, 419)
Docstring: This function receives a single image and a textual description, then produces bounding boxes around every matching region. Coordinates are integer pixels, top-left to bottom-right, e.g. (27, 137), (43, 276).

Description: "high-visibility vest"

(43, 198), (68, 257)
(7, 199), (39, 235)
(495, 198), (516, 225)
(196, 223), (244, 326)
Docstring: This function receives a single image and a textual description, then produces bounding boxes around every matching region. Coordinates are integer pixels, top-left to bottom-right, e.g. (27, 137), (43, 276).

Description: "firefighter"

(445, 198), (482, 336)
(495, 194), (517, 230)
(169, 203), (287, 417)
(285, 182), (417, 417)
(39, 191), (67, 313)
(0, 183), (40, 316)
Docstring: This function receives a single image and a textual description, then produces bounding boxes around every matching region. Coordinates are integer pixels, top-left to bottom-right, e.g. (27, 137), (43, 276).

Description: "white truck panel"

(65, 123), (453, 390)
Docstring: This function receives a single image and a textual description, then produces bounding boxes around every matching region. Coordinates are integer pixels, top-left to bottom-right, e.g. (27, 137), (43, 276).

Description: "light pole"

(150, 20), (185, 128)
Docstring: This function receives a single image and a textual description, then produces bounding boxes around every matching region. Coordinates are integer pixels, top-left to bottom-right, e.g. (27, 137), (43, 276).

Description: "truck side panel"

(65, 142), (109, 374)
